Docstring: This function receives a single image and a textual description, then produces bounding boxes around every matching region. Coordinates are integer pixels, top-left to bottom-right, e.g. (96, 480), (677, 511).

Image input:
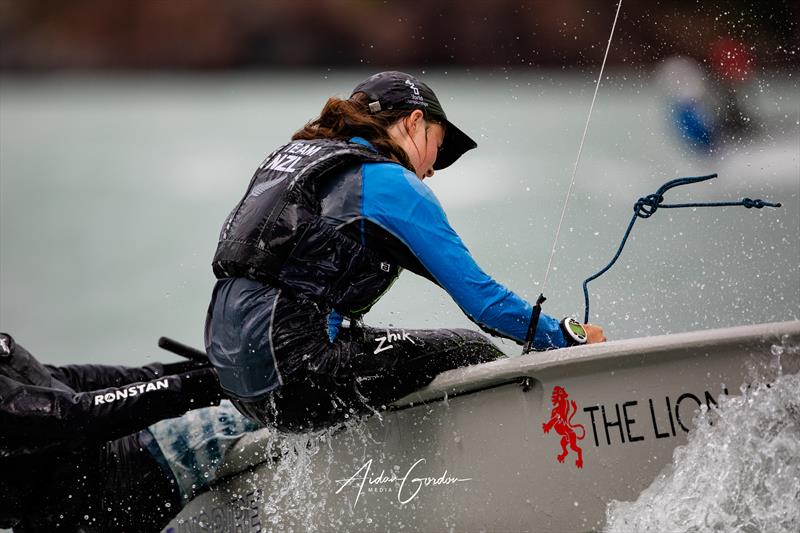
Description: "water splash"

(605, 338), (800, 532)
(228, 416), (384, 532)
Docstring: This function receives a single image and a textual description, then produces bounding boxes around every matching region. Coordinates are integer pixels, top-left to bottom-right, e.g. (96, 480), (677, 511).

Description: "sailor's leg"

(146, 401), (261, 502)
(16, 433), (180, 532)
(253, 327), (503, 433)
(93, 430), (184, 531)
(229, 292), (351, 432)
(226, 288), (505, 433)
(342, 326), (505, 407)
(236, 372), (363, 433)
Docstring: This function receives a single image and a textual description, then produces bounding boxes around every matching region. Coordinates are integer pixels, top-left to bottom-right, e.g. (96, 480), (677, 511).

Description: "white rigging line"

(540, 0), (624, 294)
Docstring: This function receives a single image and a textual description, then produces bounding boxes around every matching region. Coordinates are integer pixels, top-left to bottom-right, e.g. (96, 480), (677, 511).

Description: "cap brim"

(434, 120), (477, 170)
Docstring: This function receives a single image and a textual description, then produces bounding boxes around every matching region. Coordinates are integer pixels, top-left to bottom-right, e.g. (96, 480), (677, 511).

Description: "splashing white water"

(605, 339), (800, 533)
(237, 417), (384, 532)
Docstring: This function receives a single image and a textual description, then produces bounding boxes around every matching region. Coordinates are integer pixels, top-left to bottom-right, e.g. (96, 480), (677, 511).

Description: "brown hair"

(292, 92), (413, 171)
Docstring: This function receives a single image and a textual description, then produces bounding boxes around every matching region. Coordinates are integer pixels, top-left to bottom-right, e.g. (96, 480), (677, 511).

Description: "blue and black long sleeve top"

(324, 137), (565, 349)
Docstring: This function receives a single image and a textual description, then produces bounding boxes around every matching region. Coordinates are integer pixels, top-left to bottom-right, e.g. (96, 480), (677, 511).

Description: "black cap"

(351, 71), (477, 170)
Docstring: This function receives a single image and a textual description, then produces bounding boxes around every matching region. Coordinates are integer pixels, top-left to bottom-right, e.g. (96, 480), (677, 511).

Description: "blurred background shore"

(1, 0), (798, 71)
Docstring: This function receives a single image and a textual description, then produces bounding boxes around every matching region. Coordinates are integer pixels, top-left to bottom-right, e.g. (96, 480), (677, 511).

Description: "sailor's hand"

(180, 368), (224, 407)
(584, 324), (606, 343)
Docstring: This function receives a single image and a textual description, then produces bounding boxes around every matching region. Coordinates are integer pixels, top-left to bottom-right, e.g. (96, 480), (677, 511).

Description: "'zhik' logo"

(373, 329), (415, 354)
(542, 385), (586, 468)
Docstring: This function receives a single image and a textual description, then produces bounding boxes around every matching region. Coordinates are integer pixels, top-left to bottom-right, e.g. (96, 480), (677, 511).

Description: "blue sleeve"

(361, 162), (566, 350)
(328, 310), (343, 342)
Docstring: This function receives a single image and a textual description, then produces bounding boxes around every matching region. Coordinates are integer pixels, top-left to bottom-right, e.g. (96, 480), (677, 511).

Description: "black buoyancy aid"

(212, 139), (401, 317)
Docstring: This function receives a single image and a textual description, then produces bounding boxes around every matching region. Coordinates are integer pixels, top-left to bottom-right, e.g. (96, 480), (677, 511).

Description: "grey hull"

(165, 321), (800, 532)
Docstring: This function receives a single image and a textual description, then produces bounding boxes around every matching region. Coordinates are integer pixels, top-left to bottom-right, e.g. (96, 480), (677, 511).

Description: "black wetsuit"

(210, 279), (503, 432)
(0, 334), (222, 532)
(205, 138), (566, 433)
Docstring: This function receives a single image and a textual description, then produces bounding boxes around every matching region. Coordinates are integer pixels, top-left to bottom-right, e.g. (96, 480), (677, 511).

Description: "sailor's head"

(350, 71), (476, 180)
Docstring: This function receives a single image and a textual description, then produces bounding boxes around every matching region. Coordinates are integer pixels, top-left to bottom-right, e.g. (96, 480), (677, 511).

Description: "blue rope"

(582, 173), (781, 323)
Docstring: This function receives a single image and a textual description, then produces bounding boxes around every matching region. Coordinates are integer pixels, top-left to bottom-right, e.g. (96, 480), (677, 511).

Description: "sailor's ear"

(404, 110), (425, 132)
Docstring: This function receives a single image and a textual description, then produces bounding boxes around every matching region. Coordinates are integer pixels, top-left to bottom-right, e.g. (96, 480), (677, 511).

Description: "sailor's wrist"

(560, 317), (588, 346)
(535, 314), (568, 349)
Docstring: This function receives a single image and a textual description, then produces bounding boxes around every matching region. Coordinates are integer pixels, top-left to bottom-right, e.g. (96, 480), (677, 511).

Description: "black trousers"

(233, 292), (505, 432)
(12, 431), (180, 533)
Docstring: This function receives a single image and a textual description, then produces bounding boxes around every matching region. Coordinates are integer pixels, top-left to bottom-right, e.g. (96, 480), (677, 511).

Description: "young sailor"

(0, 332), (241, 532)
(206, 71), (606, 432)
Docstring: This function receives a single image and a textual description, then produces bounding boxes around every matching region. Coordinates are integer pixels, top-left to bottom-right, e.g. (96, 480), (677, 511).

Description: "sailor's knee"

(449, 328), (492, 343)
(448, 329), (505, 361)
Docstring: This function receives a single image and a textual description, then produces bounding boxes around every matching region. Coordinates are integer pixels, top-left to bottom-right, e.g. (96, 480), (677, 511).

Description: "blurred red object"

(709, 37), (754, 83)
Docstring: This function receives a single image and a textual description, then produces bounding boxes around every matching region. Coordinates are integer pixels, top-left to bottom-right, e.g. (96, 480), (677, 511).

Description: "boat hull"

(165, 321), (800, 532)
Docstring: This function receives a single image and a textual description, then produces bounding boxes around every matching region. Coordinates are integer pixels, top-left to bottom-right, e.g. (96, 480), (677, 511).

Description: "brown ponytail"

(292, 93), (413, 171)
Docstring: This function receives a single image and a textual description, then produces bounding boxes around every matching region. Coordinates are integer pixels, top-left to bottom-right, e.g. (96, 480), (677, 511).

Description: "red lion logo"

(542, 385), (586, 468)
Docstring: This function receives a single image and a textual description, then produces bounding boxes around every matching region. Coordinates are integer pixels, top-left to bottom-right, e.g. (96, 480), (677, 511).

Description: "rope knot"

(583, 173), (781, 323)
(635, 194), (662, 218)
(742, 198), (762, 209)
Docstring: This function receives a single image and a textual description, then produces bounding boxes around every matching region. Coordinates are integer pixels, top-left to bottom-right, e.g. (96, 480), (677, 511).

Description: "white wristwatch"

(560, 317), (588, 346)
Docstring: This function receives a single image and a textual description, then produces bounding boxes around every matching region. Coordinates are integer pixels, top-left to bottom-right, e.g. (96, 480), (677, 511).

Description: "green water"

(1, 71), (798, 365)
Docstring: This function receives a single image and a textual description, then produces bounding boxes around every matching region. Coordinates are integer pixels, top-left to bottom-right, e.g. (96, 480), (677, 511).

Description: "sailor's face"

(414, 121), (444, 180)
(397, 110), (444, 180)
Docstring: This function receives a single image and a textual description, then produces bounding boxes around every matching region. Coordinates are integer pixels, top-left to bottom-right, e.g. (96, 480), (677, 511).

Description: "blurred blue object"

(673, 100), (714, 150)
